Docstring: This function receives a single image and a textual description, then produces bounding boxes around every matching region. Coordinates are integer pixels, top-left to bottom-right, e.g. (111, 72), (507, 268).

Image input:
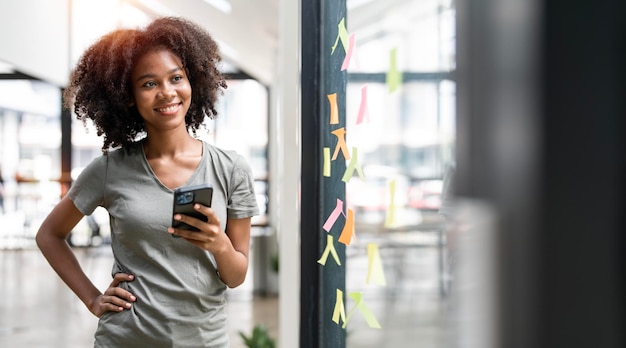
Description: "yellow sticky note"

(366, 243), (386, 286)
(386, 48), (403, 93)
(332, 288), (347, 326)
(327, 93), (339, 124)
(338, 209), (355, 245)
(323, 147), (331, 177)
(384, 178), (397, 228)
(331, 127), (350, 160)
(317, 234), (341, 266)
(331, 18), (349, 54)
(343, 292), (382, 329)
(342, 147), (365, 182)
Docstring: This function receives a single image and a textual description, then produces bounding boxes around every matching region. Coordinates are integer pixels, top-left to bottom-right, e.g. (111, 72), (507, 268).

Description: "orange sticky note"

(331, 128), (350, 160)
(323, 147), (331, 177)
(338, 209), (355, 245)
(332, 288), (347, 326)
(366, 243), (386, 286)
(327, 93), (339, 124)
(317, 234), (341, 266)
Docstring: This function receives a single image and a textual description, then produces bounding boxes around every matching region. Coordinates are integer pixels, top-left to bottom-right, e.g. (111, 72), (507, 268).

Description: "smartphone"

(171, 183), (213, 232)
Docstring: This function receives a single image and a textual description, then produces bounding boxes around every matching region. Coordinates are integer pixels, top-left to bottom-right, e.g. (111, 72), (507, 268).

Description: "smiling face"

(130, 48), (192, 133)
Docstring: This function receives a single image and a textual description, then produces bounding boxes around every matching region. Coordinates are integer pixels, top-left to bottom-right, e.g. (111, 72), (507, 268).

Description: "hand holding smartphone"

(171, 183), (213, 233)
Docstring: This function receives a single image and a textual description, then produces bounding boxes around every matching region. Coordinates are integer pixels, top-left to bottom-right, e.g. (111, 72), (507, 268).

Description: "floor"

(0, 210), (452, 348)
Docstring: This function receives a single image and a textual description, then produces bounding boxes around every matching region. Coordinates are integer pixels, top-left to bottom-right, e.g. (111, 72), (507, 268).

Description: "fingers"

(168, 205), (220, 238)
(110, 273), (134, 286)
(92, 273), (136, 316)
(194, 204), (220, 226)
(102, 286), (136, 311)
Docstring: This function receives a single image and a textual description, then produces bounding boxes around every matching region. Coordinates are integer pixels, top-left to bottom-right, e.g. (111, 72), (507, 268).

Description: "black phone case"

(172, 183), (213, 231)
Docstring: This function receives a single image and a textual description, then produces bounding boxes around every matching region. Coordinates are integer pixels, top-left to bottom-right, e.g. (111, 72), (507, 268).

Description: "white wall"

(0, 0), (70, 86)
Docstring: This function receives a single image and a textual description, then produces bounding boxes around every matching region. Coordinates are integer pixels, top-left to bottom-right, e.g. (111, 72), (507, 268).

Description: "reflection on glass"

(0, 80), (62, 247)
(344, 0), (456, 347)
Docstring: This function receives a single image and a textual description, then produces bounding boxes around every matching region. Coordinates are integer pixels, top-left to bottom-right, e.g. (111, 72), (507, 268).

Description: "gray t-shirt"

(68, 141), (259, 348)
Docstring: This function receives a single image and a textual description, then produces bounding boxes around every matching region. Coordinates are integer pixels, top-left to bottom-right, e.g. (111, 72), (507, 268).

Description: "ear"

(128, 99), (135, 107)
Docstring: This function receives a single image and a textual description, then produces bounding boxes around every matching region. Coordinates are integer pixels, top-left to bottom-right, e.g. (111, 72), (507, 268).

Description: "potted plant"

(239, 324), (276, 348)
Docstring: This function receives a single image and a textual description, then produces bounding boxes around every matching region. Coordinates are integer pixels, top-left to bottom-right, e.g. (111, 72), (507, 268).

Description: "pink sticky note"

(356, 85), (369, 125)
(323, 199), (345, 232)
(341, 33), (356, 71)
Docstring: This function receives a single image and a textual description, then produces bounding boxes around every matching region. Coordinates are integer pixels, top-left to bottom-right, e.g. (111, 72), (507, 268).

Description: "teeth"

(156, 104), (178, 112)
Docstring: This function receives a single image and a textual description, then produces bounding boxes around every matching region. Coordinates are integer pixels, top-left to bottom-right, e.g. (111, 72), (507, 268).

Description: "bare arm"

(214, 216), (251, 287)
(36, 196), (136, 316)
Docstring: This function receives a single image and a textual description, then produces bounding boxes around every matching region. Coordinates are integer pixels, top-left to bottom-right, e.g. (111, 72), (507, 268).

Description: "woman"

(36, 17), (259, 347)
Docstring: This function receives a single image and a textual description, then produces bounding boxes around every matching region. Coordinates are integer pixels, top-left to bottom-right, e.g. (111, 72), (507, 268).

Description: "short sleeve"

(227, 156), (259, 219)
(67, 154), (108, 215)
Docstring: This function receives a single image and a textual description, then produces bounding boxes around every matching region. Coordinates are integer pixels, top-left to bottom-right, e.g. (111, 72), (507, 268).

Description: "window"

(343, 0), (456, 346)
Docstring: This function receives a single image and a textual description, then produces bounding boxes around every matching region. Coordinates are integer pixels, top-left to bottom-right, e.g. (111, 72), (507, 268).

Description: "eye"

(142, 80), (157, 88)
(172, 75), (183, 82)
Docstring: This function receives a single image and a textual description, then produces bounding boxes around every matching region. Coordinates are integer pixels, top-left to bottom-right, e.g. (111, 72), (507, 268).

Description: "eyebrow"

(135, 67), (184, 82)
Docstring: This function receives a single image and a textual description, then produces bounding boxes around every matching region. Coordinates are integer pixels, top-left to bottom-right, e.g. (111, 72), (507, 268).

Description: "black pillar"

(540, 1), (626, 347)
(301, 0), (347, 347)
(60, 89), (71, 196)
(456, 0), (626, 347)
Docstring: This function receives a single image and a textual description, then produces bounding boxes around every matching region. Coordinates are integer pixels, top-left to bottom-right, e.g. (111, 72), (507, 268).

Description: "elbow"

(35, 226), (61, 252)
(35, 229), (45, 250)
(221, 270), (247, 289)
(225, 276), (246, 289)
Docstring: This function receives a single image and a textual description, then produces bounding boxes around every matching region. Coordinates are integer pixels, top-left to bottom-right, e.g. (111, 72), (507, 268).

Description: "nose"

(157, 83), (176, 99)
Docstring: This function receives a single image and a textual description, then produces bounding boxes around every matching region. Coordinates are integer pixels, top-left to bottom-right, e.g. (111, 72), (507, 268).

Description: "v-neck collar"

(139, 140), (206, 192)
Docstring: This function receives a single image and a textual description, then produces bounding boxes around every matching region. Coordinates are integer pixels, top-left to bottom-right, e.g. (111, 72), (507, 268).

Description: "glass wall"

(343, 0), (456, 346)
(0, 79), (62, 248)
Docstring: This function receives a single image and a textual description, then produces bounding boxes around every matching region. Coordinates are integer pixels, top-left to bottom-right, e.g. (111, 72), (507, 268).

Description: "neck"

(142, 133), (201, 159)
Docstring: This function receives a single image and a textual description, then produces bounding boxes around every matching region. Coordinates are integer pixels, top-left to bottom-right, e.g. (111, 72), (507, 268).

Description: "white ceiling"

(128, 0), (279, 85)
(126, 0), (412, 86)
(0, 0), (417, 87)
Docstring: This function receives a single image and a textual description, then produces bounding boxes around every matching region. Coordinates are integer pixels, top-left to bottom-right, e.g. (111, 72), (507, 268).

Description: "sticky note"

(341, 33), (356, 71)
(338, 209), (355, 245)
(384, 178), (397, 228)
(317, 234), (341, 266)
(327, 93), (339, 124)
(356, 85), (369, 125)
(323, 147), (331, 177)
(386, 48), (403, 93)
(323, 199), (344, 232)
(331, 18), (349, 55)
(366, 243), (386, 286)
(342, 147), (365, 182)
(332, 288), (347, 326)
(343, 292), (382, 329)
(331, 127), (350, 160)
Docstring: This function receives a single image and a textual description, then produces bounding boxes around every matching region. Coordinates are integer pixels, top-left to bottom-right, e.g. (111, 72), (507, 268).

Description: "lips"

(154, 102), (181, 114)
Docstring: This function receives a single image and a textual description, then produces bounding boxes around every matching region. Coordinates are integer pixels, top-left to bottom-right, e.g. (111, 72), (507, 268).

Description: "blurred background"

(1, 1), (625, 348)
